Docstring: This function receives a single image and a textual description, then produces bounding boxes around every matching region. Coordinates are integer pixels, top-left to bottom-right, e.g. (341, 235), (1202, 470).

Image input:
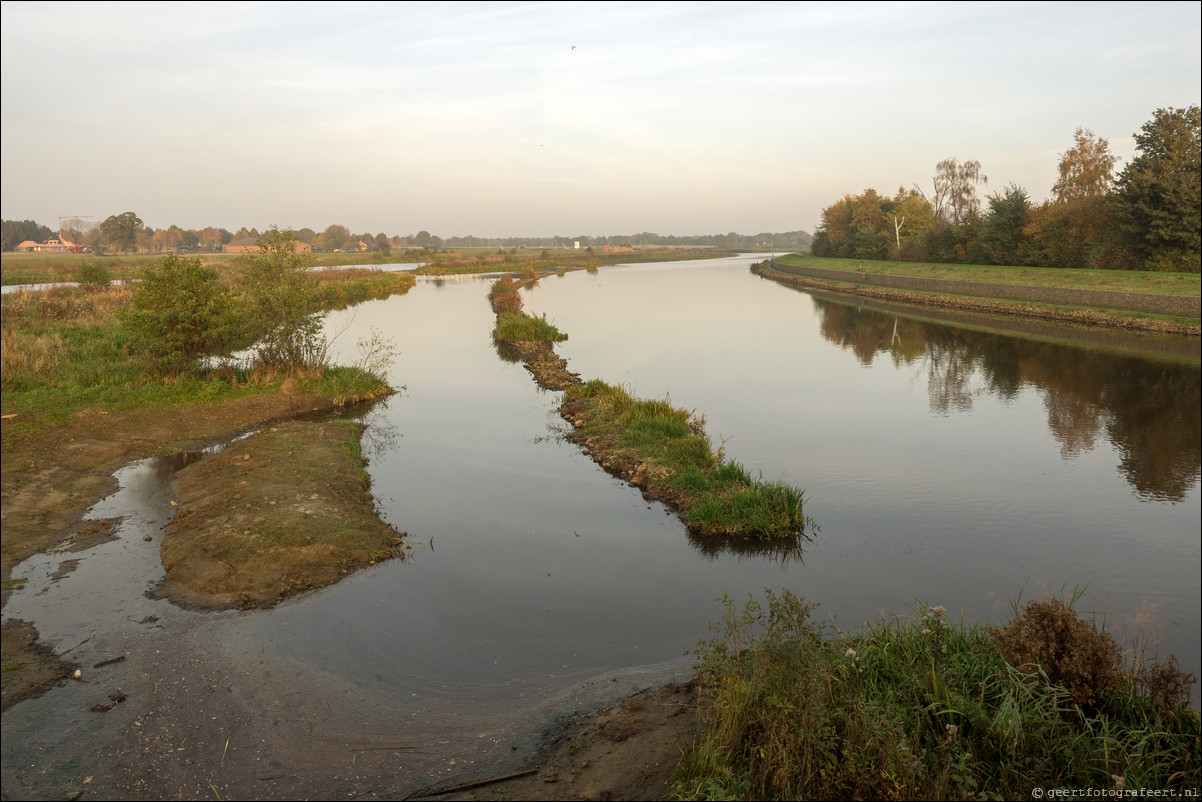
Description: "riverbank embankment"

(757, 260), (1200, 336)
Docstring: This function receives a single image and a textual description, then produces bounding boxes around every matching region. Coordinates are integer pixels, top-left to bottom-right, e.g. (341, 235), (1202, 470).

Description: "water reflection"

(812, 297), (1201, 501)
(686, 530), (810, 564)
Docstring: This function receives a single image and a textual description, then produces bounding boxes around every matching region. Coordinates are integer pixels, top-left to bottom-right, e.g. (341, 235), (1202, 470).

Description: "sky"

(2, 1), (1199, 239)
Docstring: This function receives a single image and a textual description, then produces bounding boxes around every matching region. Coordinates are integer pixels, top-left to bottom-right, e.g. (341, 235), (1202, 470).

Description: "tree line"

(3, 215), (813, 256)
(0, 218), (416, 255)
(810, 106), (1200, 272)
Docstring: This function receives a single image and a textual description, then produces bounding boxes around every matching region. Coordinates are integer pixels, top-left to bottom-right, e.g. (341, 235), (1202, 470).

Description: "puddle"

(1, 437), (249, 659)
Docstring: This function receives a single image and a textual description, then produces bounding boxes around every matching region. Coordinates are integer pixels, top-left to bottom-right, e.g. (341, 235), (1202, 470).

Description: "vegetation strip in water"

(560, 381), (807, 540)
(488, 275), (808, 540)
(672, 589), (1199, 800)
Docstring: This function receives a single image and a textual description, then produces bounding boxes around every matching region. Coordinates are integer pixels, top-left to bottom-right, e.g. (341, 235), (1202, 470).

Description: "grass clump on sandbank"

(561, 380), (807, 540)
(489, 274), (568, 345)
(673, 589), (1199, 801)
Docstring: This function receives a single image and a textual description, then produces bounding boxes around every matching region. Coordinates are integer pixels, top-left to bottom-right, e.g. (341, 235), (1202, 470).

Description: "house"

(16, 237), (86, 253)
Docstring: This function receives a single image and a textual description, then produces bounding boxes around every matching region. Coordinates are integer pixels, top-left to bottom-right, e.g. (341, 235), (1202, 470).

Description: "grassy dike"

(489, 275), (808, 541)
(672, 590), (1199, 800)
(772, 252), (1201, 296)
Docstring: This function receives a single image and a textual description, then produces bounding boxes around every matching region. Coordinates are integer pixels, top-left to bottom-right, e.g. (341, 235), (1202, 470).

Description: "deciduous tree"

(1053, 128), (1117, 202)
(1113, 105), (1201, 271)
(932, 158), (988, 224)
(889, 187), (935, 260)
(319, 224), (351, 251)
(99, 211), (143, 252)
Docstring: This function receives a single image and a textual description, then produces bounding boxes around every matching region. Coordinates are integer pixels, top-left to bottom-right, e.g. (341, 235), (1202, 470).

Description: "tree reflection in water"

(812, 297), (1200, 501)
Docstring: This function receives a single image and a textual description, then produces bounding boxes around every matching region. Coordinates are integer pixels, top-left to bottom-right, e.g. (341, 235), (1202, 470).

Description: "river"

(291, 253), (1200, 691)
(3, 253), (1198, 797)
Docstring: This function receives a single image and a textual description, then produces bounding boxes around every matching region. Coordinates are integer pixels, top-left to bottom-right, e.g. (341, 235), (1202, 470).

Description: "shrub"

(76, 261), (111, 288)
(238, 228), (326, 376)
(987, 596), (1123, 709)
(1137, 655), (1198, 714)
(121, 254), (237, 373)
(488, 275), (523, 315)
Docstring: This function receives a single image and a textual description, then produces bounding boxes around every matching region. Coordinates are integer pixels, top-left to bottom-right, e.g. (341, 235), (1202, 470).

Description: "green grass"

(563, 380), (807, 540)
(1, 268), (412, 420)
(673, 589), (1197, 802)
(0, 250), (429, 286)
(673, 590), (1200, 801)
(775, 252), (1201, 296)
(492, 311), (568, 344)
(0, 251), (243, 285)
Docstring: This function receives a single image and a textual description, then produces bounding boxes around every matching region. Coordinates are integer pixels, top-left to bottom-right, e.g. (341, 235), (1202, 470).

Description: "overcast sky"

(2, 1), (1199, 238)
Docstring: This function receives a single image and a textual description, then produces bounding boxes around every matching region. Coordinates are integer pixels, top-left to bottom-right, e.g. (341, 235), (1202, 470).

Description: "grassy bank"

(775, 252), (1201, 296)
(1, 246), (722, 286)
(673, 590), (1199, 800)
(0, 250), (430, 286)
(562, 380), (807, 540)
(0, 269), (413, 422)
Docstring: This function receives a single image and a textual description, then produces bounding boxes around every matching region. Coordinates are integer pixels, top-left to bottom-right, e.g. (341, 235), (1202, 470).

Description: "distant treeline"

(2, 216), (811, 255)
(440, 230), (812, 250)
(810, 106), (1200, 273)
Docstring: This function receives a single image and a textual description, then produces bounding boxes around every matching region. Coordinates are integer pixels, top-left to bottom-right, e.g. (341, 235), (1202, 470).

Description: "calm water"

(234, 254), (1199, 700)
(7, 255), (1199, 713)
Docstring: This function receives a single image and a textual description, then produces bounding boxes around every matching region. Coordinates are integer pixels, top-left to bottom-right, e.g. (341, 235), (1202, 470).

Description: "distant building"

(222, 237), (312, 254)
(16, 237), (86, 253)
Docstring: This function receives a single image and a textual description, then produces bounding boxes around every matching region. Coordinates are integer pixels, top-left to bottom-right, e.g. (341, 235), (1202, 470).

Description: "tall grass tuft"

(493, 311), (567, 344)
(488, 275), (523, 315)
